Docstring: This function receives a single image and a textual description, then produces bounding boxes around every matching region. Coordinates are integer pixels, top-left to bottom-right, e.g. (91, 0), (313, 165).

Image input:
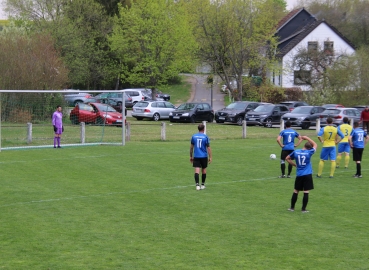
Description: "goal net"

(0, 90), (126, 151)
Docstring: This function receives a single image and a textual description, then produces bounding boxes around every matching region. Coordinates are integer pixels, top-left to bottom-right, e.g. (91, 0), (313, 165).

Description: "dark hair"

(354, 121), (360, 127)
(326, 117), (333, 124)
(56, 105), (61, 109)
(343, 117), (349, 124)
(285, 120), (292, 128)
(198, 124), (205, 131)
(305, 142), (313, 149)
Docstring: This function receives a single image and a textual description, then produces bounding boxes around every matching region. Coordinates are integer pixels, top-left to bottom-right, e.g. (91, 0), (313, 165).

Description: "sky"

(0, 0), (300, 20)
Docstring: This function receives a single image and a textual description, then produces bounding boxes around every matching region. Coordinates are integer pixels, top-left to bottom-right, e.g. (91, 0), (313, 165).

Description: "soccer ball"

(270, 154), (276, 160)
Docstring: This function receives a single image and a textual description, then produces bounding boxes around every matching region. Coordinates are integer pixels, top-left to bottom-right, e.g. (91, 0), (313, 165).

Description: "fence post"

(27, 122), (32, 144)
(242, 120), (247, 138)
(202, 121), (207, 134)
(350, 118), (354, 126)
(161, 122), (166, 141)
(80, 122), (85, 144)
(316, 118), (321, 134)
(280, 119), (284, 132)
(126, 122), (131, 141)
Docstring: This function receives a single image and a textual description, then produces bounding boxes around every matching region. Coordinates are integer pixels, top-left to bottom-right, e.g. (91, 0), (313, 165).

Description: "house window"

(324, 41), (334, 54)
(308, 41), (318, 52)
(294, 70), (311, 85)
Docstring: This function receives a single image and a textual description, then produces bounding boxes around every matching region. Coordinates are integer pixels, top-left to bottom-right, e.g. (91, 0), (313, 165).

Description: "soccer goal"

(0, 90), (127, 151)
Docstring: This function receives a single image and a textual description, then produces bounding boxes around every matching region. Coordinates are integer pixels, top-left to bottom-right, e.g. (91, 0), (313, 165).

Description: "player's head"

(198, 124), (205, 132)
(304, 142), (313, 149)
(285, 121), (291, 128)
(326, 117), (333, 124)
(354, 121), (360, 128)
(365, 106), (369, 111)
(56, 105), (62, 111)
(343, 117), (349, 124)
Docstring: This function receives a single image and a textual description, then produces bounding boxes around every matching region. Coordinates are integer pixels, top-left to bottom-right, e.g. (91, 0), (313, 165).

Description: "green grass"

(0, 127), (368, 269)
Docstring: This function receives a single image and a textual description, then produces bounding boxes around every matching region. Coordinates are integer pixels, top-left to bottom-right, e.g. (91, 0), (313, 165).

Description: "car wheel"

(190, 116), (196, 123)
(236, 116), (243, 126)
(264, 118), (273, 128)
(153, 113), (160, 121)
(96, 117), (104, 125)
(301, 121), (310, 130)
(70, 115), (79, 125)
(208, 114), (214, 123)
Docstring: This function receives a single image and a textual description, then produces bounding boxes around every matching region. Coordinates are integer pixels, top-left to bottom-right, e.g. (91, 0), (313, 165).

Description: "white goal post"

(0, 90), (127, 151)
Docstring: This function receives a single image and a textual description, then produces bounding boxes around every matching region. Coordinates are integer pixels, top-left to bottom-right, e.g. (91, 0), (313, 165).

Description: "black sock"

(194, 173), (199, 185)
(201, 174), (206, 185)
(281, 164), (286, 175)
(302, 193), (309, 210)
(291, 193), (298, 209)
(287, 164), (293, 175)
(357, 163), (361, 175)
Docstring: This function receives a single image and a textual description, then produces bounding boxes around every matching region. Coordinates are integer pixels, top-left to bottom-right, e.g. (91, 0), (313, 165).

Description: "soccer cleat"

(287, 208), (294, 212)
(196, 185), (200, 191)
(344, 167), (348, 169)
(279, 175), (286, 178)
(287, 175), (291, 178)
(316, 174), (322, 178)
(201, 184), (206, 190)
(329, 176), (333, 178)
(354, 175), (363, 178)
(301, 210), (309, 213)
(57, 146), (62, 148)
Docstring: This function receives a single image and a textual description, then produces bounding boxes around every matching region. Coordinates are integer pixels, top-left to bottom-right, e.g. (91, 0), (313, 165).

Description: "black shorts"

(294, 174), (314, 191)
(281, 150), (294, 160)
(353, 148), (364, 161)
(193, 157), (208, 168)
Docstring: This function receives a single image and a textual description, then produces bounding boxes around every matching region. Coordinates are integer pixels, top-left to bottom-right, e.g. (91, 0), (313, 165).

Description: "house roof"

(277, 19), (356, 57)
(276, 8), (308, 32)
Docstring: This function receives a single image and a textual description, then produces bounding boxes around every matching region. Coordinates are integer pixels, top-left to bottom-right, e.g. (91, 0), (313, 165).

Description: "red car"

(70, 102), (123, 126)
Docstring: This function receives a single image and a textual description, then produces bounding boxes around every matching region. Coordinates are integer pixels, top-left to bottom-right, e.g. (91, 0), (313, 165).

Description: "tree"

(187, 0), (284, 101)
(110, 0), (197, 93)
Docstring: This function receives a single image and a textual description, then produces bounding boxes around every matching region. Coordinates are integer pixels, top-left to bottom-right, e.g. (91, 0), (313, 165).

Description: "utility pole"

(207, 74), (214, 108)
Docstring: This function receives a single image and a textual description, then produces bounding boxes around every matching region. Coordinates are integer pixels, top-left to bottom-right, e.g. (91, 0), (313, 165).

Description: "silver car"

(319, 108), (361, 126)
(132, 101), (177, 121)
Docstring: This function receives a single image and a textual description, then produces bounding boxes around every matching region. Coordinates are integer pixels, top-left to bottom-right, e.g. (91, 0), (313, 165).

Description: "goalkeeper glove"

(53, 125), (57, 132)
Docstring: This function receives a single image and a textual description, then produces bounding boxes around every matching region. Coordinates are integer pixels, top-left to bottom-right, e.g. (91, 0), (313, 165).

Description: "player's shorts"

(280, 150), (294, 160)
(55, 128), (63, 135)
(294, 174), (314, 191)
(193, 157), (208, 168)
(338, 142), (350, 154)
(353, 148), (364, 162)
(320, 147), (336, 161)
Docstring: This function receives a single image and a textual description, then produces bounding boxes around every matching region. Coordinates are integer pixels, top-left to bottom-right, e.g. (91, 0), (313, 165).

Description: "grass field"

(1, 126), (368, 269)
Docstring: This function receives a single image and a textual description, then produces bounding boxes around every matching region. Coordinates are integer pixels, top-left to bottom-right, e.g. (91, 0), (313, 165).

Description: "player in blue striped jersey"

(286, 136), (317, 213)
(349, 122), (369, 178)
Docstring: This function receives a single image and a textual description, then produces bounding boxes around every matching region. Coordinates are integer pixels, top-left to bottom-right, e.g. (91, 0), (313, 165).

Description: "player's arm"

(295, 135), (303, 147)
(207, 146), (212, 164)
(286, 155), (296, 167)
(276, 135), (284, 148)
(190, 143), (194, 163)
(335, 129), (344, 144)
(317, 127), (324, 143)
(348, 135), (353, 148)
(302, 135), (318, 150)
(365, 134), (369, 146)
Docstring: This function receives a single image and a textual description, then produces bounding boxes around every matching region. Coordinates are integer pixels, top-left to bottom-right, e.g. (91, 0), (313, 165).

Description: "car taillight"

(128, 98), (132, 101)
(320, 115), (324, 118)
(85, 95), (91, 98)
(290, 108), (293, 111)
(144, 109), (151, 112)
(141, 96), (144, 100)
(334, 115), (342, 119)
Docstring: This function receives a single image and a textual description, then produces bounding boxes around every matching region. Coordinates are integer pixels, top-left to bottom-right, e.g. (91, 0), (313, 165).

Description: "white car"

(121, 88), (150, 105)
(132, 101), (177, 121)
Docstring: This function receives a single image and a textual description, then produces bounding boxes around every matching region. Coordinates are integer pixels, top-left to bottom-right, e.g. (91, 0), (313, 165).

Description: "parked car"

(84, 97), (128, 115)
(121, 89), (151, 105)
(169, 102), (214, 123)
(245, 104), (289, 127)
(70, 102), (123, 126)
(132, 101), (176, 121)
(279, 101), (309, 112)
(215, 101), (264, 125)
(94, 92), (133, 108)
(319, 107), (361, 126)
(63, 90), (92, 106)
(352, 105), (367, 112)
(281, 106), (326, 129)
(322, 104), (345, 109)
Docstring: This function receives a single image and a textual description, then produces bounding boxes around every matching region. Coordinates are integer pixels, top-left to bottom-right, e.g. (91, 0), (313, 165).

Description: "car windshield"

(324, 109), (340, 114)
(134, 102), (149, 108)
(291, 107), (312, 114)
(94, 103), (117, 112)
(254, 105), (273, 113)
(226, 103), (247, 110)
(177, 103), (196, 110)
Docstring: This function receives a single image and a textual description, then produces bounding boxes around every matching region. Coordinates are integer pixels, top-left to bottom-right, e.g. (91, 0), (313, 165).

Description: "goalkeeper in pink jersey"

(52, 105), (64, 148)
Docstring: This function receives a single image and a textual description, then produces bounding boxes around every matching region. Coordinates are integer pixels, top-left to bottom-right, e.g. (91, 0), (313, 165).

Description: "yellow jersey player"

(317, 117), (344, 178)
(336, 117), (353, 169)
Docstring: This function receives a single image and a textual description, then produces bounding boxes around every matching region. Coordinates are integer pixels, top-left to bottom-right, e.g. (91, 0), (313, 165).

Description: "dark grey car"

(169, 102), (214, 123)
(245, 104), (289, 127)
(215, 101), (263, 125)
(282, 106), (326, 129)
(94, 92), (134, 108)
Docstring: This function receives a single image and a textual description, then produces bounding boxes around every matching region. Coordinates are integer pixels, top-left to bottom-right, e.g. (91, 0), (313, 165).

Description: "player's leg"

(193, 158), (201, 190)
(353, 148), (363, 177)
(286, 150), (293, 177)
(279, 151), (288, 178)
(200, 158), (208, 189)
(344, 152), (350, 169)
(329, 147), (337, 177)
(302, 191), (310, 212)
(289, 176), (302, 211)
(318, 148), (329, 177)
(301, 174), (313, 212)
